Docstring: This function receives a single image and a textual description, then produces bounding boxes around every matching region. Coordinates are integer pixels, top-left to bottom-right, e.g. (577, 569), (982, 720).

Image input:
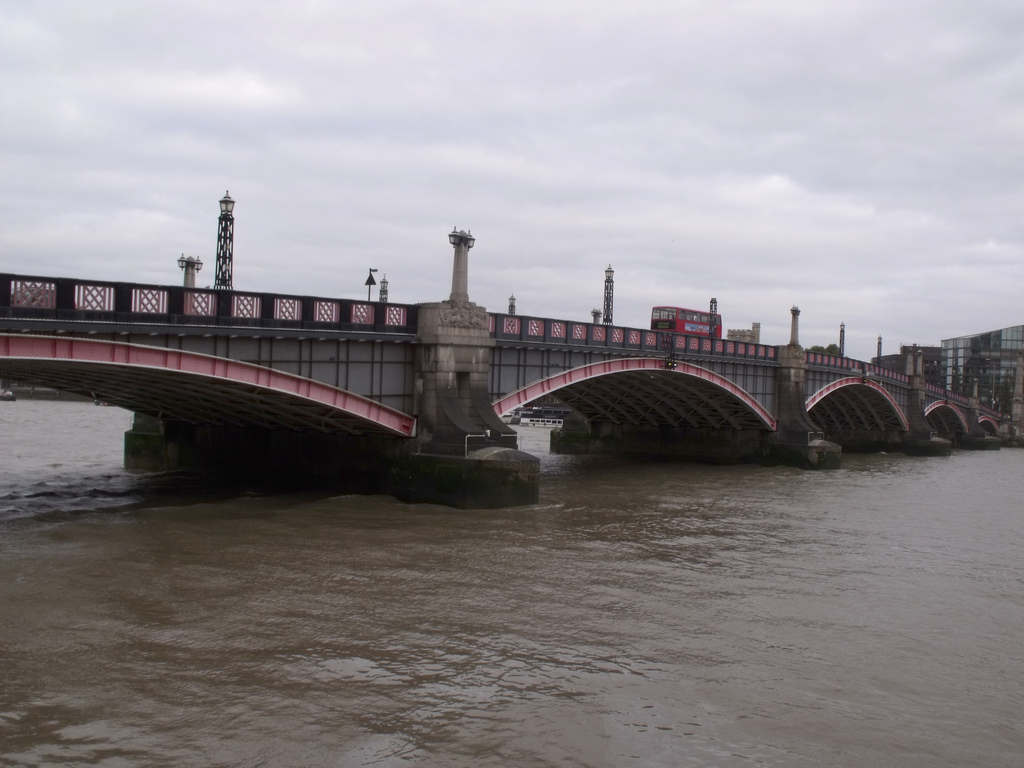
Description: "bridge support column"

(397, 235), (539, 505)
(962, 381), (1001, 450)
(904, 351), (954, 456)
(124, 412), (178, 471)
(767, 315), (842, 469)
(1010, 352), (1024, 447)
(410, 299), (539, 506)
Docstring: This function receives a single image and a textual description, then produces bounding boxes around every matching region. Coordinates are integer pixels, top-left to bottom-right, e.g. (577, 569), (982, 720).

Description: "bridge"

(1, 242), (1019, 507)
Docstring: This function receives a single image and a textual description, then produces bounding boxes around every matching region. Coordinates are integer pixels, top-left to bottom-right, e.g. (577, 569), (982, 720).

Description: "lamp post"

(448, 227), (475, 303)
(839, 322), (846, 357)
(365, 268), (378, 301)
(177, 254), (203, 288)
(508, 294), (516, 315)
(378, 274), (389, 303)
(602, 265), (614, 324)
(213, 191), (235, 290)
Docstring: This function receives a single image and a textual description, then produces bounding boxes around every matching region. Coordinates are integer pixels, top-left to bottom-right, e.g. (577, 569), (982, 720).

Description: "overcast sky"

(3, 0), (1022, 361)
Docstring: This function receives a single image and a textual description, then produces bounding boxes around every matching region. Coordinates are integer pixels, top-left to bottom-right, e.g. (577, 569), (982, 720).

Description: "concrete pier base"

(765, 439), (842, 470)
(822, 430), (907, 454)
(901, 436), (953, 457)
(124, 413), (175, 472)
(961, 434), (1002, 451)
(390, 449), (540, 508)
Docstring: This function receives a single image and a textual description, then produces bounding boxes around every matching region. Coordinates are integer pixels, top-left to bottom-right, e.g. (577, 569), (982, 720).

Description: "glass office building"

(940, 325), (1023, 412)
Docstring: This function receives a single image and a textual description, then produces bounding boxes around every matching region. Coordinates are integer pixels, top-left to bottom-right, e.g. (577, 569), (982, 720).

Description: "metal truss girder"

(0, 335), (416, 437)
(809, 383), (907, 432)
(924, 403), (967, 435)
(548, 370), (769, 430)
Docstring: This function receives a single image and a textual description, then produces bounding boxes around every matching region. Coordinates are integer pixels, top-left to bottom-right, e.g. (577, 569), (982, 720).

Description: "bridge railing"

(805, 351), (921, 387)
(489, 313), (778, 362)
(979, 404), (1007, 419)
(925, 382), (971, 407)
(0, 273), (418, 336)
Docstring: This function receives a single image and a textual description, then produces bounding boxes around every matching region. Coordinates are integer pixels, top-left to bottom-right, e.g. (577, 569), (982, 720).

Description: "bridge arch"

(493, 357), (777, 431)
(923, 401), (969, 436)
(806, 377), (910, 433)
(978, 415), (1000, 435)
(0, 334), (416, 436)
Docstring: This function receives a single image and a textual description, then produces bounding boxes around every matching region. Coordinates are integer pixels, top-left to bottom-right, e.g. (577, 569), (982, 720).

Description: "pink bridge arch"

(806, 377), (910, 432)
(0, 334), (415, 437)
(924, 400), (969, 433)
(978, 414), (1001, 434)
(493, 357), (777, 431)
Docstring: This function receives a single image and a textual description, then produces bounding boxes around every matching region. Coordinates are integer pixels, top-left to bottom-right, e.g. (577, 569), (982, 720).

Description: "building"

(940, 325), (1023, 412)
(727, 322), (761, 344)
(873, 345), (944, 388)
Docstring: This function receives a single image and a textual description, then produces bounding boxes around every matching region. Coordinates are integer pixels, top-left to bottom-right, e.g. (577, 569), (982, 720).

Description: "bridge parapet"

(804, 351), (915, 388)
(0, 273), (418, 337)
(925, 382), (970, 408)
(489, 312), (778, 362)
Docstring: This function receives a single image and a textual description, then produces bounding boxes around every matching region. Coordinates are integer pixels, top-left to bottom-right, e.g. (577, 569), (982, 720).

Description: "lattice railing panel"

(384, 306), (407, 326)
(11, 280), (56, 308)
(132, 288), (167, 314)
(350, 304), (374, 324)
(185, 292), (216, 316)
(232, 295), (261, 319)
(550, 322), (566, 339)
(314, 301), (339, 323)
(528, 319), (543, 336)
(75, 284), (114, 311)
(274, 298), (301, 320)
(503, 317), (521, 334)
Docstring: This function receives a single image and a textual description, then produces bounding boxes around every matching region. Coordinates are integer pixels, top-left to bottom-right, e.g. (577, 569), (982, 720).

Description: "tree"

(808, 343), (842, 356)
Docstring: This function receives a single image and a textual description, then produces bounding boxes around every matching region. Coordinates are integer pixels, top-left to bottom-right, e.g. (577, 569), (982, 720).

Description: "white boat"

(515, 406), (572, 427)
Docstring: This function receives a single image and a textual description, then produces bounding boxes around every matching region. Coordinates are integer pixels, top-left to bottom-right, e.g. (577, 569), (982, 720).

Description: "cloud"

(2, 0), (1022, 361)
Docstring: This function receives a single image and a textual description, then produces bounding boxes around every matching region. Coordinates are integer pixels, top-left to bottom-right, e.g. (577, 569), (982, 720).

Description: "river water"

(1, 401), (1022, 767)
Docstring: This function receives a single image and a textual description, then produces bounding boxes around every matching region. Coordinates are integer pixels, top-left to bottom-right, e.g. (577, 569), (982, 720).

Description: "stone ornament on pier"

(448, 228), (474, 303)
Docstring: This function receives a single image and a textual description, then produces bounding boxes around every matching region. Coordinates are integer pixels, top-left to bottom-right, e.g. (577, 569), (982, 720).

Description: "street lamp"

(214, 191), (235, 290)
(177, 254), (203, 288)
(379, 274), (389, 303)
(365, 268), (378, 301)
(448, 227), (475, 303)
(602, 265), (614, 324)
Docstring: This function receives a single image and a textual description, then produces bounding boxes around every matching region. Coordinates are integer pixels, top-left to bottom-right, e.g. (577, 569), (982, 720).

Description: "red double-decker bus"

(650, 306), (722, 337)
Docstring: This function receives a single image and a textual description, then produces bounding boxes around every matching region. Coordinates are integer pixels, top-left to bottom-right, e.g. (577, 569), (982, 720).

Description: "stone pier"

(903, 350), (953, 455)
